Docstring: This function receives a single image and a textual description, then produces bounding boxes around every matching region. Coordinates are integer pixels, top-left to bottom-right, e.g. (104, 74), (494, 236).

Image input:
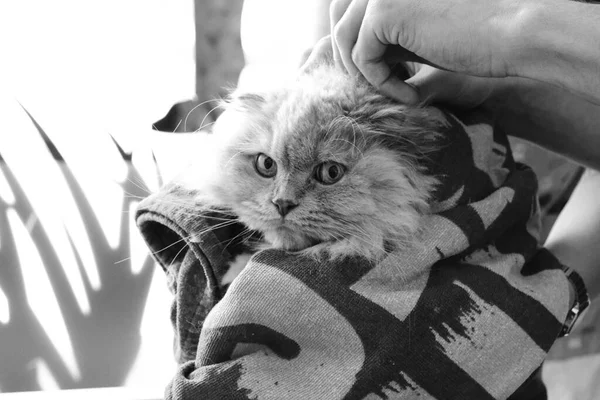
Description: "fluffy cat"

(184, 63), (446, 261)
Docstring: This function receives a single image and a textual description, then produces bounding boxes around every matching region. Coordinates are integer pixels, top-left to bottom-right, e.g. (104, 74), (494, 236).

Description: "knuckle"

(350, 48), (365, 66)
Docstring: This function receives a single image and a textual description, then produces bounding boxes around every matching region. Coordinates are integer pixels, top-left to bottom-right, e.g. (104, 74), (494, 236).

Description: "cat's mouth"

(239, 213), (327, 251)
(264, 224), (323, 252)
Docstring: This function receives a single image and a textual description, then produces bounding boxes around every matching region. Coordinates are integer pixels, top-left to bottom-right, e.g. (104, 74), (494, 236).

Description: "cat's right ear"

(299, 35), (335, 74)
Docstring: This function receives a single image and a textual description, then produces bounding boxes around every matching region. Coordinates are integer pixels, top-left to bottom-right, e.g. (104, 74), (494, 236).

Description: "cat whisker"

(172, 210), (238, 221)
(146, 196), (234, 216)
(219, 227), (254, 255)
(195, 120), (217, 133)
(166, 237), (194, 272)
(115, 232), (198, 266)
(123, 193), (150, 200)
(124, 179), (152, 196)
(193, 214), (238, 222)
(130, 175), (154, 190)
(198, 104), (226, 134)
(157, 201), (232, 215)
(297, 214), (376, 252)
(191, 219), (242, 238)
(171, 119), (183, 134)
(223, 150), (244, 170)
(184, 98), (222, 132)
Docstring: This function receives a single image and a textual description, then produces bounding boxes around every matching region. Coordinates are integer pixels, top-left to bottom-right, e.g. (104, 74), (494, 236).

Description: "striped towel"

(135, 109), (571, 400)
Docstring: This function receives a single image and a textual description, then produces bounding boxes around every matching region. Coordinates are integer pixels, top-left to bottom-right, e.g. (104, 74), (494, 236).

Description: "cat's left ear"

(299, 35), (335, 74)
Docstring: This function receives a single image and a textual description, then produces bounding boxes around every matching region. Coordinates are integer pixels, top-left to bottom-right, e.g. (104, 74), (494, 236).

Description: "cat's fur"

(185, 64), (446, 261)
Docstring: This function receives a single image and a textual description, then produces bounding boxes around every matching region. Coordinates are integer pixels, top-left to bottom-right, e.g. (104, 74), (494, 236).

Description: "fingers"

(331, 0), (369, 77)
(330, 0), (426, 104)
(406, 66), (495, 108)
(329, 0), (354, 69)
(383, 46), (435, 69)
(405, 67), (447, 104)
(350, 16), (416, 103)
(369, 69), (420, 104)
(331, 0), (419, 104)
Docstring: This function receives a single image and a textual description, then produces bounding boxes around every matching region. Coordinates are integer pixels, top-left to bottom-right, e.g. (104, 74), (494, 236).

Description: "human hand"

(407, 65), (497, 109)
(302, 35), (497, 109)
(330, 0), (524, 103)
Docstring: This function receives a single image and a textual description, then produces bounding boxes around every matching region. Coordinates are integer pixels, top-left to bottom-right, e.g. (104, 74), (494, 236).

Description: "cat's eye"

(315, 161), (345, 185)
(254, 153), (277, 178)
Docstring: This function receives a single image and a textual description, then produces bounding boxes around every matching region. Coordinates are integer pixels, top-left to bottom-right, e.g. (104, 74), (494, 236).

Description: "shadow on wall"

(0, 109), (157, 393)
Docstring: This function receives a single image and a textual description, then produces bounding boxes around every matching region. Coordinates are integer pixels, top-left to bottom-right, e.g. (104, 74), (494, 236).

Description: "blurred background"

(0, 0), (598, 399)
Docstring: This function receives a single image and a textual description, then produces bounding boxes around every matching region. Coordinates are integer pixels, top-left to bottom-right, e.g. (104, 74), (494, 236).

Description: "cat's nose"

(272, 199), (298, 217)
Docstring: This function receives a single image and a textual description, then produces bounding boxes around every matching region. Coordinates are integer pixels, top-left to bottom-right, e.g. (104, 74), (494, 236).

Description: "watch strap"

(559, 265), (591, 337)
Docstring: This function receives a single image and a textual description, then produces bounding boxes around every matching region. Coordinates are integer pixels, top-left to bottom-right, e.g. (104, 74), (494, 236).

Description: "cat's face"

(196, 66), (443, 258)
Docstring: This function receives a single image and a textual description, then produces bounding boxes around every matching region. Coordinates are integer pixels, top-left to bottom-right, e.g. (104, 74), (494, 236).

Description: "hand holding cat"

(304, 35), (496, 109)
(330, 0), (600, 105)
(329, 0), (520, 103)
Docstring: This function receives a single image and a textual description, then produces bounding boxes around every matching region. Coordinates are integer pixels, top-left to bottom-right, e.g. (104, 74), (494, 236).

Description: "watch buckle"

(560, 304), (581, 337)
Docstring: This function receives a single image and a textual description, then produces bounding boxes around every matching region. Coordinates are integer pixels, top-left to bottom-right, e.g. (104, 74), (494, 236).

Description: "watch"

(559, 265), (591, 337)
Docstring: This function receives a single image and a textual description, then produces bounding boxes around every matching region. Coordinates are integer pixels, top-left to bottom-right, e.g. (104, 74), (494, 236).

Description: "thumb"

(407, 66), (495, 108)
(406, 67), (459, 105)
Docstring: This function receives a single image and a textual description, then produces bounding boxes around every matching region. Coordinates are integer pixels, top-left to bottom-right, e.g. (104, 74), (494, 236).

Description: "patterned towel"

(135, 109), (571, 400)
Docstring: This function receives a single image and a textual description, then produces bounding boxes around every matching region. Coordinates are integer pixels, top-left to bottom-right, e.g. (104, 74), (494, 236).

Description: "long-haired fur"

(183, 64), (446, 261)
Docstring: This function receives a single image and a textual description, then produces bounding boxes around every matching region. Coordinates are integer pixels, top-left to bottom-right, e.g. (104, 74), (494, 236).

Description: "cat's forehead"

(227, 66), (383, 168)
(268, 89), (359, 169)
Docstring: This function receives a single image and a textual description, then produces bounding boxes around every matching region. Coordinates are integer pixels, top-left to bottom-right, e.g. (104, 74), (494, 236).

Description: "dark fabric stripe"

(197, 323), (301, 366)
(493, 124), (515, 170)
(426, 113), (495, 206)
(521, 248), (563, 276)
(437, 261), (563, 352)
(493, 221), (539, 264)
(165, 361), (253, 400)
(254, 250), (494, 400)
(444, 164), (539, 263)
(508, 366), (547, 400)
(439, 204), (487, 252)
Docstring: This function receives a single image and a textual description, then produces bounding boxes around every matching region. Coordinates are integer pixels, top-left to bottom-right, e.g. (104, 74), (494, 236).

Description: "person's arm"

(544, 169), (600, 300)
(330, 0), (600, 105)
(483, 76), (600, 171)
(513, 0), (600, 104)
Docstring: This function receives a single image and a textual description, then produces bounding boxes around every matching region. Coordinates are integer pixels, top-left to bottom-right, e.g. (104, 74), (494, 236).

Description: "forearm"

(544, 169), (600, 300)
(484, 76), (600, 170)
(509, 0), (600, 103)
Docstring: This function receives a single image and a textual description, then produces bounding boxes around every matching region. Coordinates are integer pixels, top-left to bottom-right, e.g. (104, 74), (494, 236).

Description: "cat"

(182, 62), (446, 261)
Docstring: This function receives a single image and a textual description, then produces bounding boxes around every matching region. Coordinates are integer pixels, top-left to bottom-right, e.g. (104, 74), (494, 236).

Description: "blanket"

(135, 109), (571, 400)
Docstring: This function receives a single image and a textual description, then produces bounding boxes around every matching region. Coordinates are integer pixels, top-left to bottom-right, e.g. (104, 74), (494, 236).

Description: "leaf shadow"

(0, 112), (157, 392)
